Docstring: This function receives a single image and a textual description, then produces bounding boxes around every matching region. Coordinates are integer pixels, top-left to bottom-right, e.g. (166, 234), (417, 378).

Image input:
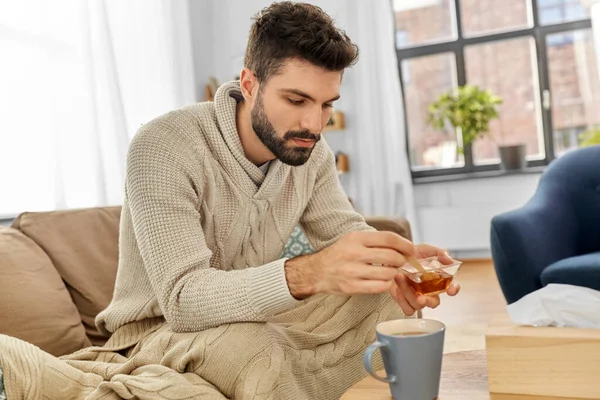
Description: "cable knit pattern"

(0, 293), (407, 399)
(95, 81), (370, 334)
(0, 81), (409, 399)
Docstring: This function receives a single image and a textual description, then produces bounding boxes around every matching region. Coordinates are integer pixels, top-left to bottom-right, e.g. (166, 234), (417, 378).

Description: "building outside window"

(393, 0), (600, 178)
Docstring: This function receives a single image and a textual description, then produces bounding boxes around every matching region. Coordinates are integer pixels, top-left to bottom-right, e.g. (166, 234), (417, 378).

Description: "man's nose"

(300, 108), (323, 134)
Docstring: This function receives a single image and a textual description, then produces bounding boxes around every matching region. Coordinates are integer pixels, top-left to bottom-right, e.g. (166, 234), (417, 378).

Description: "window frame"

(395, 0), (593, 180)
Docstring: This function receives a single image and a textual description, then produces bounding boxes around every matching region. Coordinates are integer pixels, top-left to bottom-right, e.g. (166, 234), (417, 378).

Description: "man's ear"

(239, 68), (258, 102)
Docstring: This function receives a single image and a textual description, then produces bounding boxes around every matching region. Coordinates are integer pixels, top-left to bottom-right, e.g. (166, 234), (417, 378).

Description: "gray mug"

(363, 319), (445, 400)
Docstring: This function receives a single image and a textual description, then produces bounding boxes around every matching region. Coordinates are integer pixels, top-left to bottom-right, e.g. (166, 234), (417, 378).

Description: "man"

(0, 2), (458, 399)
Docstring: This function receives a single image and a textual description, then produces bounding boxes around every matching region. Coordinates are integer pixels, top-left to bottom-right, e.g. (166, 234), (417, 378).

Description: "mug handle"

(363, 341), (397, 383)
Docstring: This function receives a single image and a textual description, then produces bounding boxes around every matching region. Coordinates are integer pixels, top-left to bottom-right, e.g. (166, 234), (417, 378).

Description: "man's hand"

(284, 231), (413, 299)
(388, 244), (461, 316)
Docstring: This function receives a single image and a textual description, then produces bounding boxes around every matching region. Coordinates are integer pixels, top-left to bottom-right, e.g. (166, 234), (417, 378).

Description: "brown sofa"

(0, 206), (411, 357)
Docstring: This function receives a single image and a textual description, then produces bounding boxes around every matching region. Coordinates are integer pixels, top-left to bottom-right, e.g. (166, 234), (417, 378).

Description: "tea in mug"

(407, 270), (453, 295)
(391, 331), (428, 336)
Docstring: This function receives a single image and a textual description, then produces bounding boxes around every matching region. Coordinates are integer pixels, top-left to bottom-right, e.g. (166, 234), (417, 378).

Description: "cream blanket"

(1, 293), (405, 399)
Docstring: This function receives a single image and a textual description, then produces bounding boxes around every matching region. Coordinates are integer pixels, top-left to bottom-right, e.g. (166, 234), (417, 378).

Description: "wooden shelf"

(323, 110), (345, 132)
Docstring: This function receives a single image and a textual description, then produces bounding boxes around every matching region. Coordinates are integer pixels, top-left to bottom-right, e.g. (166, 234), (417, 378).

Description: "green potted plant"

(579, 126), (600, 147)
(427, 85), (526, 170)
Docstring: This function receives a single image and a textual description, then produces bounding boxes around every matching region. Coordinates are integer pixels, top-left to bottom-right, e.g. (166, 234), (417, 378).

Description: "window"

(394, 0), (457, 49)
(396, 30), (408, 48)
(394, 0), (599, 178)
(465, 37), (544, 164)
(547, 30), (600, 155)
(402, 53), (461, 169)
(553, 126), (586, 155)
(461, 0), (532, 37)
(538, 0), (589, 25)
(0, 0), (85, 215)
(0, 1), (194, 217)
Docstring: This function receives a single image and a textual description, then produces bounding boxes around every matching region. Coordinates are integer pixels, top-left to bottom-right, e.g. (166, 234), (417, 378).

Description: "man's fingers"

(361, 248), (407, 268)
(395, 274), (422, 311)
(438, 249), (454, 265)
(390, 284), (417, 316)
(414, 244), (453, 265)
(350, 264), (399, 281)
(423, 295), (441, 308)
(414, 243), (439, 258)
(447, 282), (461, 296)
(353, 279), (394, 294)
(356, 231), (414, 256)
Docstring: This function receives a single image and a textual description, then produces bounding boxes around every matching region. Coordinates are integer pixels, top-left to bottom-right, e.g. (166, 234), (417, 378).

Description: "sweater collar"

(211, 81), (289, 199)
(214, 81), (266, 186)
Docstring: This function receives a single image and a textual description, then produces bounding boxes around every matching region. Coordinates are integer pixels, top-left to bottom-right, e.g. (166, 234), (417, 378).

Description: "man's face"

(250, 59), (342, 166)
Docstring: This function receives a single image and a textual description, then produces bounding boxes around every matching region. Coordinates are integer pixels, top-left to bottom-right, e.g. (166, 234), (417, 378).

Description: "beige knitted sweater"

(96, 81), (371, 335)
(0, 81), (408, 400)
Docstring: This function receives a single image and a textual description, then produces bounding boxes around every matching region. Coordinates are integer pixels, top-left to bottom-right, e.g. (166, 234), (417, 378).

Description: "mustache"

(284, 130), (321, 141)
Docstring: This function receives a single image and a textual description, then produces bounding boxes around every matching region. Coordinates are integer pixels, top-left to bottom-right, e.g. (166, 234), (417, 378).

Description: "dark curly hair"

(244, 1), (359, 82)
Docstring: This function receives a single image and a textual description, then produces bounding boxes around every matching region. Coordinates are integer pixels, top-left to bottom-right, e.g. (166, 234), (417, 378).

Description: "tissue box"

(486, 314), (600, 399)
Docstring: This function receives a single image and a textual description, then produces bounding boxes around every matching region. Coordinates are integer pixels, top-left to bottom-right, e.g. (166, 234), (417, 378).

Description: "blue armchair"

(491, 145), (600, 304)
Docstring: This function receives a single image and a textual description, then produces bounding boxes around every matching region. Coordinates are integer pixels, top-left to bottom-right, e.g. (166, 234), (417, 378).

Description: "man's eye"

(288, 99), (304, 105)
(323, 103), (333, 109)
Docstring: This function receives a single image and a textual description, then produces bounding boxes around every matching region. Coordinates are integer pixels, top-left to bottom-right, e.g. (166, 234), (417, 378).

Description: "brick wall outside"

(396, 1), (600, 166)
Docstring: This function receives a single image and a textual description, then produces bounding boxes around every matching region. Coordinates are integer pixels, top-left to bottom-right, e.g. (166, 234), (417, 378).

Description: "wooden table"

(341, 350), (584, 400)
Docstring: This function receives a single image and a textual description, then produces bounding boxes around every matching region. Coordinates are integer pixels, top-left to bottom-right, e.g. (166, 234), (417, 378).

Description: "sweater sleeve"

(125, 121), (300, 332)
(299, 143), (374, 251)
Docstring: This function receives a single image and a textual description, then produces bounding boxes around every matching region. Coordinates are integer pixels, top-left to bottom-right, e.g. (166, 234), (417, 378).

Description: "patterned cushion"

(281, 225), (314, 259)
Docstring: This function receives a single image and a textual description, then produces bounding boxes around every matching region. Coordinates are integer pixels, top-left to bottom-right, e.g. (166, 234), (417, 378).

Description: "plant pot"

(499, 144), (526, 170)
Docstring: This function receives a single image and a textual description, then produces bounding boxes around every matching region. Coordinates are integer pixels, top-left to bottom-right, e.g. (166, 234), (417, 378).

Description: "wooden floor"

(421, 259), (508, 354)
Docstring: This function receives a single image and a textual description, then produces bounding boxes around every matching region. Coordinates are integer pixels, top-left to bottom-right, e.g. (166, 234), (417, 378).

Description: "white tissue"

(507, 284), (600, 329)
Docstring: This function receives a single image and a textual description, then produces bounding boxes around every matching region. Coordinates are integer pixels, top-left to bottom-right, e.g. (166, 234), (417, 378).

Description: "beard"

(251, 92), (321, 166)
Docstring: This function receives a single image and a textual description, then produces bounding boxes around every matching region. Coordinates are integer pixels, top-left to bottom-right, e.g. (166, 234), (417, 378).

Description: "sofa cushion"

(0, 227), (91, 356)
(13, 207), (120, 346)
(541, 251), (600, 291)
(364, 217), (412, 241)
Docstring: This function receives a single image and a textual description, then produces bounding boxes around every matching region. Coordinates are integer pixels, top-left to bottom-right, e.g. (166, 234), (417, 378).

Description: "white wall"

(188, 0), (213, 100)
(414, 173), (542, 256)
